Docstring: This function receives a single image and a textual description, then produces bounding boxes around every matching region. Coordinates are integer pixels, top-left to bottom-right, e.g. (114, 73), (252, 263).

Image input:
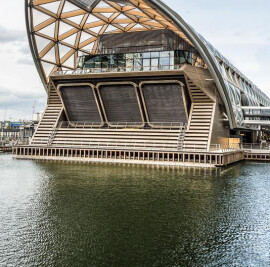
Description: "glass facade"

(80, 50), (204, 72)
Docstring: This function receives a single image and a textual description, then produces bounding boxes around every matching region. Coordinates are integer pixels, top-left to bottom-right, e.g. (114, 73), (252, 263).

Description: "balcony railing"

(58, 121), (186, 130)
(52, 64), (184, 76)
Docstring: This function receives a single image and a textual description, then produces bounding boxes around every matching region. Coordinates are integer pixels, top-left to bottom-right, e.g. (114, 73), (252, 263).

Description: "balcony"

(52, 49), (206, 76)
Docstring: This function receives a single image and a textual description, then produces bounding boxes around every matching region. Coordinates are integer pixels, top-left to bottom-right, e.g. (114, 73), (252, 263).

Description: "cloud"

(0, 86), (45, 100)
(16, 40), (35, 65)
(17, 57), (34, 66)
(0, 26), (25, 43)
(0, 86), (46, 120)
(19, 42), (31, 55)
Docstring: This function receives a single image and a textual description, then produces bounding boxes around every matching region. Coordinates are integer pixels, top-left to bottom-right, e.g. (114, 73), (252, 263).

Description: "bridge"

(242, 107), (270, 126)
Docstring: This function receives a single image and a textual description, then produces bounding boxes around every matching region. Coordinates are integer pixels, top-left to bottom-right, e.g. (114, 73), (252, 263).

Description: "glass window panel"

(186, 52), (192, 64)
(143, 59), (150, 71)
(117, 54), (125, 71)
(151, 58), (159, 70)
(151, 52), (159, 58)
(108, 55), (117, 68)
(179, 51), (186, 64)
(126, 58), (133, 71)
(160, 51), (171, 58)
(102, 55), (109, 70)
(125, 54), (134, 60)
(143, 52), (150, 59)
(134, 53), (142, 71)
(95, 61), (101, 69)
(160, 57), (170, 70)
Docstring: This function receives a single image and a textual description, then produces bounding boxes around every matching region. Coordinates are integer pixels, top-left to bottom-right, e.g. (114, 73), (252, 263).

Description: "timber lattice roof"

(30, 0), (193, 81)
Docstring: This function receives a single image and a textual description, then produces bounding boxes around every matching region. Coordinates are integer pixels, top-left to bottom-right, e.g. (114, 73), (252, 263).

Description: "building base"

(13, 146), (244, 168)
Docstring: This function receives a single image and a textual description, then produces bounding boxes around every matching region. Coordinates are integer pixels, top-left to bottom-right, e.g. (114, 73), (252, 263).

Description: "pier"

(0, 146), (12, 153)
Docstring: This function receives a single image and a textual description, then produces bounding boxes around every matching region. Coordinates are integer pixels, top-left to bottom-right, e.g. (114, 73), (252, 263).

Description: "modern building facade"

(14, 0), (270, 166)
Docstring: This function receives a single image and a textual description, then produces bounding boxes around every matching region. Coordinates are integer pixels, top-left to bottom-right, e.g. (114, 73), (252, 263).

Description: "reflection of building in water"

(14, 0), (270, 166)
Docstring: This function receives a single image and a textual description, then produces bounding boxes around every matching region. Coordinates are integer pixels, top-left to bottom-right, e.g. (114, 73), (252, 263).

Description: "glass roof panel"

(85, 14), (100, 23)
(63, 53), (75, 68)
(100, 12), (114, 18)
(67, 14), (84, 25)
(58, 43), (72, 59)
(104, 25), (118, 33)
(62, 33), (78, 46)
(95, 1), (111, 8)
(41, 61), (55, 77)
(80, 31), (94, 43)
(89, 25), (103, 34)
(35, 35), (51, 52)
(38, 22), (56, 38)
(32, 9), (51, 26)
(62, 1), (81, 13)
(43, 46), (56, 63)
(82, 42), (94, 51)
(59, 21), (74, 36)
(40, 1), (61, 14)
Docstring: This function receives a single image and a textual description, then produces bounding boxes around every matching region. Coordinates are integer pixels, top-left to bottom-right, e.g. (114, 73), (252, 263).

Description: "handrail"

(52, 64), (184, 76)
(242, 143), (270, 151)
(46, 121), (187, 151)
(58, 121), (186, 130)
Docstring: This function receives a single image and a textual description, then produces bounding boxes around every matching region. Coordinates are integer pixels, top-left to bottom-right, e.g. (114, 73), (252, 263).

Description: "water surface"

(0, 154), (269, 266)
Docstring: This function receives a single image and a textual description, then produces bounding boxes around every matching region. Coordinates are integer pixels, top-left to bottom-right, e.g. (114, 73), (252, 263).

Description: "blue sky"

(0, 0), (269, 120)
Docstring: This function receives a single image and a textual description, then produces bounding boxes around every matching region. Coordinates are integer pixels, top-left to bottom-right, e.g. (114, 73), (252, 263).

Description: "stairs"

(50, 127), (183, 151)
(183, 79), (215, 151)
(30, 86), (63, 146)
(177, 126), (186, 150)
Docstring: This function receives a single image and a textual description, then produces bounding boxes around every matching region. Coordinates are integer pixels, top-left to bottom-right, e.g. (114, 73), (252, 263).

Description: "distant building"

(0, 120), (38, 145)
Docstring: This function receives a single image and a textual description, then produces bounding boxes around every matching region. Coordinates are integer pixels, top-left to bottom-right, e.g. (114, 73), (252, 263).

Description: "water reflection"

(0, 155), (269, 266)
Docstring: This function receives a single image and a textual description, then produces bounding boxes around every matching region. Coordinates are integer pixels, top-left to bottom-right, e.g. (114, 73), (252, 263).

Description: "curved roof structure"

(26, 0), (270, 128)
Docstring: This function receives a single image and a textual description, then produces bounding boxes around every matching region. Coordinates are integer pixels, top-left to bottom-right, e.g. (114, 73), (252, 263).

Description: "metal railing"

(50, 140), (180, 151)
(52, 64), (184, 76)
(58, 121), (186, 130)
(45, 121), (187, 151)
(182, 143), (241, 152)
(242, 143), (270, 151)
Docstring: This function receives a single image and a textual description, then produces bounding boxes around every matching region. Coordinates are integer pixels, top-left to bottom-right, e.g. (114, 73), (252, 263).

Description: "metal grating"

(141, 83), (187, 124)
(68, 0), (98, 11)
(60, 85), (102, 123)
(98, 84), (143, 125)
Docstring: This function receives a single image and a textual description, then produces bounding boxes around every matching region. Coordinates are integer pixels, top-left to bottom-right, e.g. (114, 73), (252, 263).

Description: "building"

(14, 0), (270, 166)
(0, 121), (37, 145)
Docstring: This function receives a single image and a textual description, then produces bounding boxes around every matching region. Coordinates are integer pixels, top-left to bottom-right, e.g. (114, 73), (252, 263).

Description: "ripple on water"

(0, 154), (269, 267)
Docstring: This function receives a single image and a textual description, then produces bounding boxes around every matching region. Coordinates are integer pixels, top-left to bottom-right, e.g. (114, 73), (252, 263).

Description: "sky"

(0, 0), (269, 121)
